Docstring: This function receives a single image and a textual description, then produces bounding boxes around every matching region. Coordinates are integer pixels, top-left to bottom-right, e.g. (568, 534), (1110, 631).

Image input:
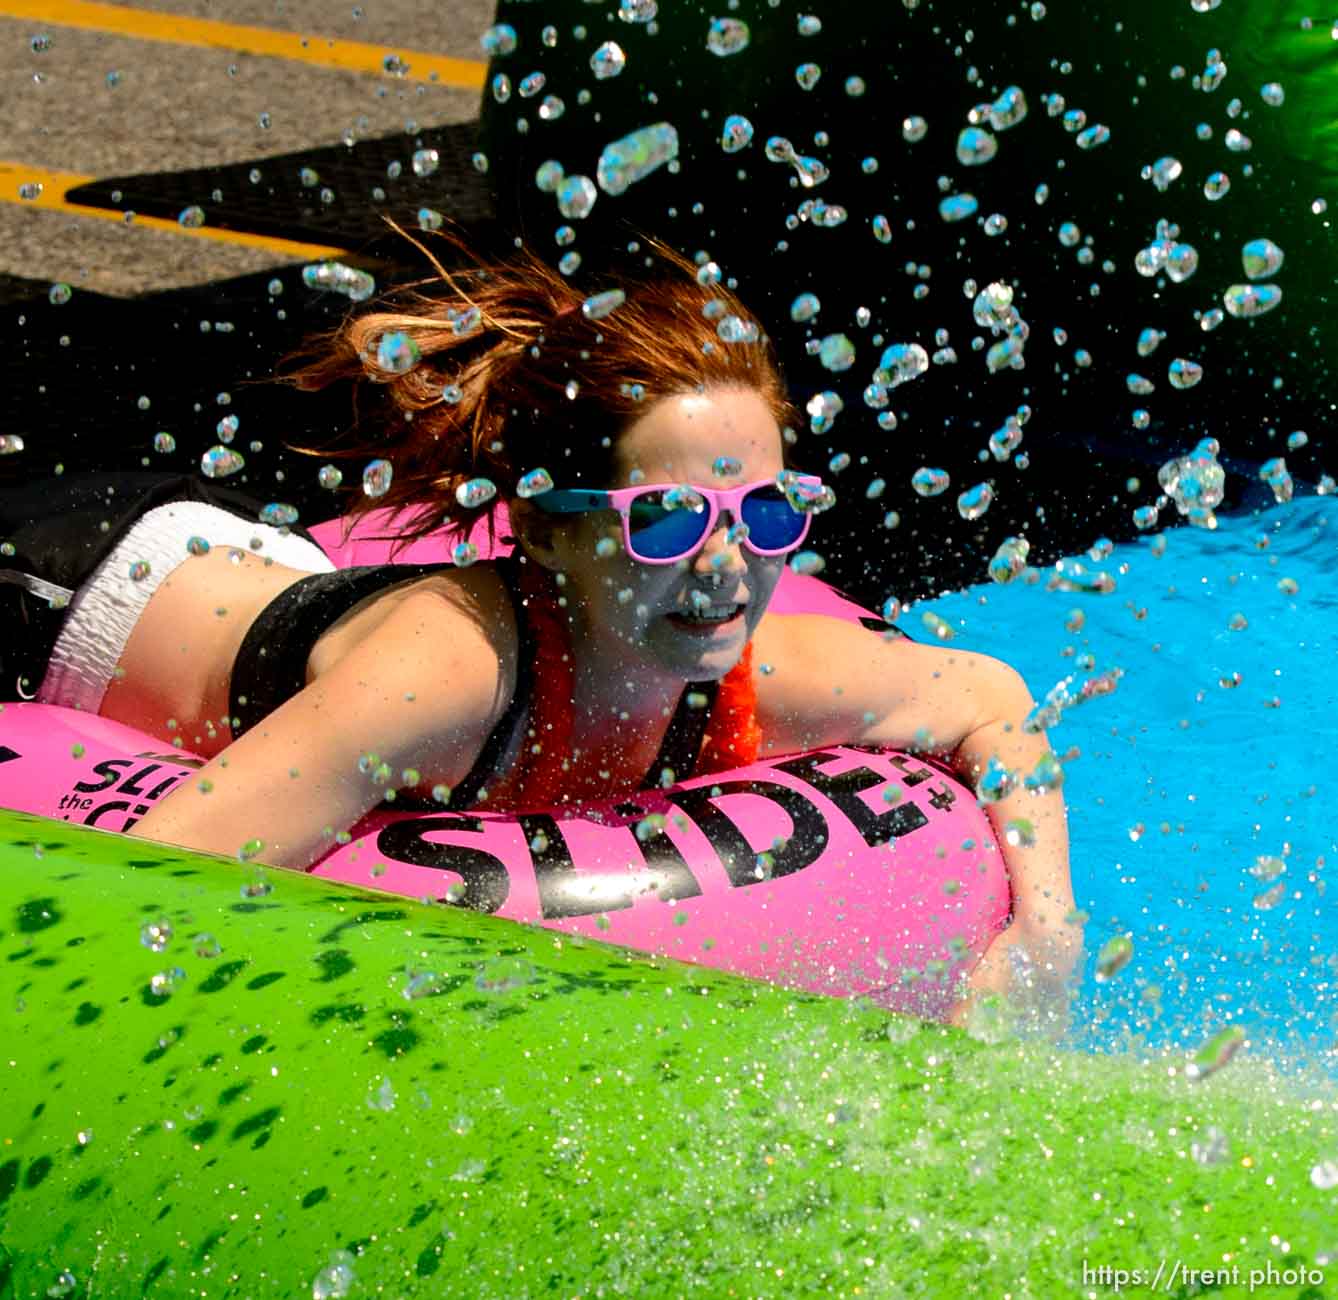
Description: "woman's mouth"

(665, 603), (747, 635)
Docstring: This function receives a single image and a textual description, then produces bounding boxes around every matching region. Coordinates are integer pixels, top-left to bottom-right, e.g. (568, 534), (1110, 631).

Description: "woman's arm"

(754, 613), (1085, 1023)
(127, 588), (513, 870)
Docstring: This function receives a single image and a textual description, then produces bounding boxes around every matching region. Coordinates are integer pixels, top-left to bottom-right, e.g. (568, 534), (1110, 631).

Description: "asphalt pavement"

(1, 0), (491, 294)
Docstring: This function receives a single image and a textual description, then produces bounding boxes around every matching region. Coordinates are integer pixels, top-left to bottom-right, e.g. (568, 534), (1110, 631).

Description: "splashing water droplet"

(476, 955), (536, 994)
(411, 148), (439, 178)
(46, 1272), (76, 1298)
(618, 0), (657, 23)
(707, 17), (750, 56)
(1144, 155), (1182, 191)
(987, 536), (1030, 583)
(790, 292), (820, 323)
(878, 342), (930, 387)
(597, 123), (678, 196)
(989, 85), (1028, 129)
(795, 62), (821, 90)
(956, 126), (997, 165)
(1203, 171), (1231, 201)
(455, 478), (497, 509)
(720, 113), (753, 153)
(517, 468), (554, 498)
(911, 467), (950, 497)
(149, 967), (187, 998)
(556, 174), (598, 219)
(957, 482), (993, 520)
(818, 334), (856, 372)
(140, 918), (173, 952)
(177, 205), (206, 229)
(259, 503), (298, 527)
(1185, 1025), (1245, 1081)
(582, 288), (626, 321)
(1166, 246), (1198, 284)
(374, 331), (420, 375)
(591, 40), (626, 79)
(480, 23), (517, 56)
(1191, 1126), (1230, 1166)
(1166, 358), (1203, 390)
(452, 542), (479, 567)
(902, 115), (928, 142)
(1310, 1161), (1338, 1191)
(806, 391), (843, 434)
(302, 261), (375, 301)
(535, 160), (564, 193)
(717, 315), (760, 344)
(1223, 283), (1282, 318)
(1241, 237), (1284, 279)
(1095, 935), (1133, 982)
(1074, 123), (1111, 149)
(201, 446), (244, 479)
(362, 458), (393, 498)
(939, 193), (979, 222)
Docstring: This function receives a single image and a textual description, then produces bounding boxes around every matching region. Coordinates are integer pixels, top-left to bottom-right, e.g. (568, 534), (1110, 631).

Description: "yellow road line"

(0, 161), (348, 259)
(0, 0), (486, 90)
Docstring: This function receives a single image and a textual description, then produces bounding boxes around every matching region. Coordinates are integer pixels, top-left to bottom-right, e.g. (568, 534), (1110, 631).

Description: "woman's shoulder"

(311, 558), (523, 725)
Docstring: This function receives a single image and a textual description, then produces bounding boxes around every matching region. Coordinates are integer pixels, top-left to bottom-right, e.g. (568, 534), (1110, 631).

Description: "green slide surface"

(1, 811), (1334, 1298)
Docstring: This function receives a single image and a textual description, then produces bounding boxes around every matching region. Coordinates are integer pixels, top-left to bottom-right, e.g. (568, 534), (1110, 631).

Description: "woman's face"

(547, 386), (790, 682)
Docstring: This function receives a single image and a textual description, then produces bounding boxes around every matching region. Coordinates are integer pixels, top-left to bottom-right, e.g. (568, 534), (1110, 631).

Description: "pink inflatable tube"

(0, 506), (1011, 1018)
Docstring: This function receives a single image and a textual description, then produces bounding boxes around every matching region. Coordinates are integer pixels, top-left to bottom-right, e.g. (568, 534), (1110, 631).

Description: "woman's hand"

(942, 679), (1086, 1034)
(752, 613), (1085, 1034)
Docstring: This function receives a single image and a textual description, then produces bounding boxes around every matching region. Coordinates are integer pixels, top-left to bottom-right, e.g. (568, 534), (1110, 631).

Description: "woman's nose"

(692, 514), (747, 577)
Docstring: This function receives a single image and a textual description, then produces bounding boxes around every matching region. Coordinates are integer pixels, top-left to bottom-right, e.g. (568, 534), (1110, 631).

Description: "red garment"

(512, 560), (761, 805)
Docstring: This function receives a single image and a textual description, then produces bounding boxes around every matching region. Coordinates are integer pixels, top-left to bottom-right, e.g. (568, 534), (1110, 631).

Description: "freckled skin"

(532, 388), (789, 716)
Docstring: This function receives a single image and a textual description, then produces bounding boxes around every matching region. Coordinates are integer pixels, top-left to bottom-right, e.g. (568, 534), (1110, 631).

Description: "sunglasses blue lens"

(626, 491), (709, 559)
(626, 486), (806, 559)
(740, 486), (808, 548)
